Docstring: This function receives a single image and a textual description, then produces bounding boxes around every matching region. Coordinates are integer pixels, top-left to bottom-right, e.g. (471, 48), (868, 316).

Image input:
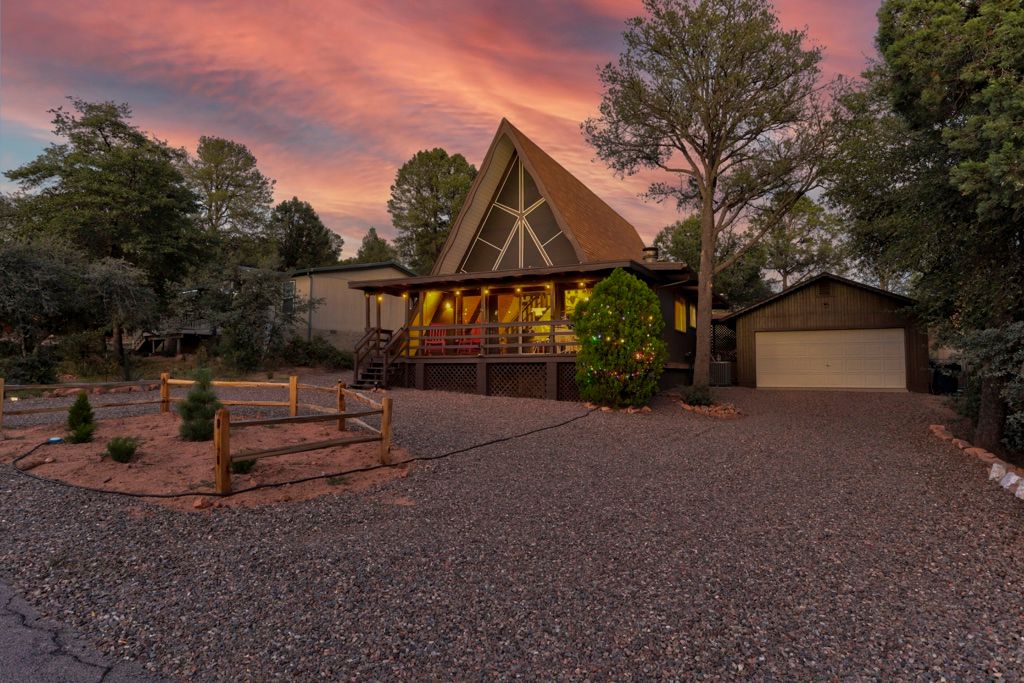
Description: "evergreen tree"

(66, 391), (96, 443)
(387, 148), (477, 274)
(349, 227), (399, 264)
(177, 369), (223, 441)
(268, 197), (342, 270)
(4, 98), (202, 297)
(583, 0), (835, 387)
(572, 269), (667, 408)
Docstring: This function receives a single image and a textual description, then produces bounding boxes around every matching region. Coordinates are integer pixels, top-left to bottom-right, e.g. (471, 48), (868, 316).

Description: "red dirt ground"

(0, 413), (411, 512)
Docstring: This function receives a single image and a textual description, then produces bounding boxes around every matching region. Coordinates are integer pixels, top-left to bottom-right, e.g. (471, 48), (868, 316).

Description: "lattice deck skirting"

(556, 363), (581, 401)
(487, 363), (546, 399)
(424, 364), (477, 393)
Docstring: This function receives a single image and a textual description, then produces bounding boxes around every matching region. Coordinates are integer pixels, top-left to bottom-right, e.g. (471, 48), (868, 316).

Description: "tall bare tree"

(584, 0), (834, 386)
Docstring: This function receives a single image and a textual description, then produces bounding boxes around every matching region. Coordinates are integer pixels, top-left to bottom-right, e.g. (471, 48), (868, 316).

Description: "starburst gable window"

(459, 153), (577, 272)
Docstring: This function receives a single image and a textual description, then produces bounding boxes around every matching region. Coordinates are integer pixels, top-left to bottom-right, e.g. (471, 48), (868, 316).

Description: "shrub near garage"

(571, 268), (667, 408)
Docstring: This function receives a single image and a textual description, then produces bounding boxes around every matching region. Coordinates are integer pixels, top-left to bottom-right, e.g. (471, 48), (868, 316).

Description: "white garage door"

(755, 329), (906, 389)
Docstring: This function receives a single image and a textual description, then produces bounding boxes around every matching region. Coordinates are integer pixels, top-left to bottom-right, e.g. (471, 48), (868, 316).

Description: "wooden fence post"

(215, 408), (231, 494)
(379, 396), (393, 465)
(160, 372), (170, 413)
(0, 377), (5, 430)
(288, 375), (298, 417)
(337, 382), (346, 432)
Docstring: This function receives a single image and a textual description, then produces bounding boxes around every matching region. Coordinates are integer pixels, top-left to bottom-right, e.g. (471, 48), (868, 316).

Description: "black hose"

(8, 408), (596, 500)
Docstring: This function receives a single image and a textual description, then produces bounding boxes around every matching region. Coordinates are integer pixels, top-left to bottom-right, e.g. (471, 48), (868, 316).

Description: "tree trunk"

(693, 205), (716, 388)
(975, 376), (1007, 453)
(113, 325), (130, 381)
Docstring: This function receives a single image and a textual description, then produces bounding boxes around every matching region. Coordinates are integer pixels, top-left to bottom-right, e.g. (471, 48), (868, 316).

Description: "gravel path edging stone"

(930, 423), (1024, 500)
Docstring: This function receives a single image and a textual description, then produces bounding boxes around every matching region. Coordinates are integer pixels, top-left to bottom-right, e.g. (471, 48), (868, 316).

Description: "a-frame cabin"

(350, 119), (703, 400)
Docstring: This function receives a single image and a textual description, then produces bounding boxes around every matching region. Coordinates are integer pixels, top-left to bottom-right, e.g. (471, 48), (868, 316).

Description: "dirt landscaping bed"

(0, 412), (410, 512)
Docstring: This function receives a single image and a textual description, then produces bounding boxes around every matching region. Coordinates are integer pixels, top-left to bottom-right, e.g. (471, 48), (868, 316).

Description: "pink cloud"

(2, 0), (880, 253)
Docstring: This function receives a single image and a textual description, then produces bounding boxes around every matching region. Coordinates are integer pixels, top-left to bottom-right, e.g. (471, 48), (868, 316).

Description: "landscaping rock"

(952, 438), (971, 449)
(965, 447), (998, 463)
(192, 496), (210, 510)
(989, 463), (1007, 481)
(1000, 472), (1021, 490)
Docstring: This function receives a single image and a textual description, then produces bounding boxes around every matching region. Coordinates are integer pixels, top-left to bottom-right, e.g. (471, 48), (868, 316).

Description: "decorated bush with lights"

(571, 268), (667, 408)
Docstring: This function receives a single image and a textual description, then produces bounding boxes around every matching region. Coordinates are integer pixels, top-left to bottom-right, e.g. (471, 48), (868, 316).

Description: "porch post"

(376, 293), (382, 331)
(364, 293), (371, 331)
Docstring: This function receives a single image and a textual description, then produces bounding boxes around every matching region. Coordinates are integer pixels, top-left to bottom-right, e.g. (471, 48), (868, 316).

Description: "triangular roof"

(432, 119), (646, 275)
(721, 272), (916, 322)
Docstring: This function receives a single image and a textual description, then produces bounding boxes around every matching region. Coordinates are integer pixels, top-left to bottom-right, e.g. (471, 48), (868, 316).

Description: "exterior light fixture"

(376, 295), (383, 302)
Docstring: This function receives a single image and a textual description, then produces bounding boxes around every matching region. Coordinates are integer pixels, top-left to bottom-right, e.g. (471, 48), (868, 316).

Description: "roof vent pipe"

(641, 246), (659, 263)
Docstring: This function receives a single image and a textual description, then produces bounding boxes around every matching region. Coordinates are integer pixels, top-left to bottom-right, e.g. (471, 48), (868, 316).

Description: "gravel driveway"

(1, 383), (1023, 680)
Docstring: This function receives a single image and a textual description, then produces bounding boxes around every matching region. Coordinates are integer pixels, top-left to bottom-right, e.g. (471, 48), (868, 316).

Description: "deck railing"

(396, 320), (579, 358)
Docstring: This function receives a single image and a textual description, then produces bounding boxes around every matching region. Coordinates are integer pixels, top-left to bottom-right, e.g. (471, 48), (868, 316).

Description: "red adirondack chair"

(457, 327), (483, 355)
(422, 326), (447, 355)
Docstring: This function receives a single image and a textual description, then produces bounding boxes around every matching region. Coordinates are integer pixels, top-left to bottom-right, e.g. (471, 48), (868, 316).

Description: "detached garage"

(723, 273), (929, 392)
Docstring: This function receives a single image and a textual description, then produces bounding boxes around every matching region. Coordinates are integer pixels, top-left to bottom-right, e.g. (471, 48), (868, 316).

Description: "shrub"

(957, 322), (1024, 454)
(572, 268), (667, 408)
(53, 330), (107, 362)
(230, 458), (256, 474)
(0, 353), (58, 384)
(66, 391), (96, 443)
(281, 336), (354, 370)
(105, 436), (138, 463)
(177, 369), (222, 441)
(679, 384), (714, 406)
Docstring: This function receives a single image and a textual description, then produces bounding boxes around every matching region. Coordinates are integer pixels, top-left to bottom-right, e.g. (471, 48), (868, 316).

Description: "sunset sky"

(1, 1), (881, 256)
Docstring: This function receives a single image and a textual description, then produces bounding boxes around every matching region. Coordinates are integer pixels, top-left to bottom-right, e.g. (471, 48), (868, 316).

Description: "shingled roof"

(432, 119), (647, 275)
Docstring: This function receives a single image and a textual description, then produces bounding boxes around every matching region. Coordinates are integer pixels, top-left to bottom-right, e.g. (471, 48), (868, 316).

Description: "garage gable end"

(727, 273), (929, 392)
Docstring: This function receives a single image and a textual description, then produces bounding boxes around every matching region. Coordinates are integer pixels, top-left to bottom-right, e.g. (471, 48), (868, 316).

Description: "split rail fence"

(1, 375), (394, 496)
(213, 384), (392, 494)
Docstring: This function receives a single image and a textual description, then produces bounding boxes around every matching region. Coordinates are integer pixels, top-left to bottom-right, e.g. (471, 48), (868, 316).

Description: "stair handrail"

(381, 326), (409, 384)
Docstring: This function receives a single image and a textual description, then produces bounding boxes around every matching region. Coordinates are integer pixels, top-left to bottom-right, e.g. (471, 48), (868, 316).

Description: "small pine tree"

(572, 268), (667, 408)
(66, 391), (96, 443)
(177, 369), (222, 441)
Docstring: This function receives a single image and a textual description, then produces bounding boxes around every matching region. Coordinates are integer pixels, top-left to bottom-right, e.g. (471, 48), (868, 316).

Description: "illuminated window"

(563, 287), (591, 317)
(689, 302), (697, 328)
(674, 299), (686, 332)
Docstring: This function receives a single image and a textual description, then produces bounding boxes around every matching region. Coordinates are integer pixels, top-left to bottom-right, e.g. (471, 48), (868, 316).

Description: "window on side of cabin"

(674, 298), (686, 332)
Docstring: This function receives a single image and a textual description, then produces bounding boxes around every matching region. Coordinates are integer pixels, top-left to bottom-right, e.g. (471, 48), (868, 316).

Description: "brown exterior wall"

(733, 280), (930, 392)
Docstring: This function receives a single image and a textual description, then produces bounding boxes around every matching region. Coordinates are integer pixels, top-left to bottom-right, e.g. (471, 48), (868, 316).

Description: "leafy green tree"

(0, 242), (87, 356)
(66, 392), (97, 443)
(583, 0), (835, 387)
(572, 268), (667, 407)
(268, 197), (342, 270)
(757, 197), (847, 289)
(828, 0), (1024, 451)
(201, 268), (313, 370)
(347, 227), (399, 264)
(178, 369), (222, 441)
(387, 148), (477, 274)
(3, 99), (202, 296)
(85, 259), (157, 379)
(653, 216), (772, 309)
(826, 74), (939, 293)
